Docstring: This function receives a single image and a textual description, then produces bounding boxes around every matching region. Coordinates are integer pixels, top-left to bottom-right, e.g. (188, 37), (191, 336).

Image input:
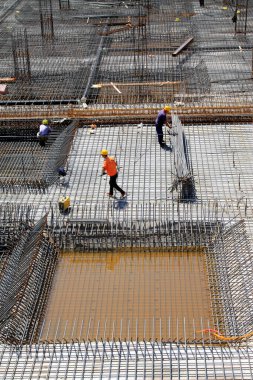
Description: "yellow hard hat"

(164, 106), (171, 112)
(42, 119), (49, 125)
(101, 149), (108, 156)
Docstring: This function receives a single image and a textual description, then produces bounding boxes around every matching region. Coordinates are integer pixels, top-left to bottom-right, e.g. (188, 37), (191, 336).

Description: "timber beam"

(0, 104), (252, 123)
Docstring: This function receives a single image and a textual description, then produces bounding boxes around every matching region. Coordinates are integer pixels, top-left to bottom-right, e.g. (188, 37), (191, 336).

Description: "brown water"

(40, 250), (212, 341)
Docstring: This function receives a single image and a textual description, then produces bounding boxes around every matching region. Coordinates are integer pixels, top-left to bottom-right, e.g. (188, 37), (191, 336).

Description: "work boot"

(120, 192), (127, 199)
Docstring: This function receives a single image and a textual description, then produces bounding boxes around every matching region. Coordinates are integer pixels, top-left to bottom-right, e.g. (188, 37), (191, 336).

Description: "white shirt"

(39, 124), (51, 136)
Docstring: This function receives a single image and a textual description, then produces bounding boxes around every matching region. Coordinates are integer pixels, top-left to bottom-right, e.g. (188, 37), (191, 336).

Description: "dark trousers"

(39, 136), (48, 147)
(156, 125), (164, 145)
(109, 174), (124, 196)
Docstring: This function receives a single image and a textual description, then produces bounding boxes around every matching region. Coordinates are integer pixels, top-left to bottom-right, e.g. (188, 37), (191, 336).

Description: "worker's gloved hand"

(100, 173), (106, 176)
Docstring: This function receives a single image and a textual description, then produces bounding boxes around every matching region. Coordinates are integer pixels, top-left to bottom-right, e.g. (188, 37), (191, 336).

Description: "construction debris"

(0, 85), (7, 95)
(172, 37), (194, 56)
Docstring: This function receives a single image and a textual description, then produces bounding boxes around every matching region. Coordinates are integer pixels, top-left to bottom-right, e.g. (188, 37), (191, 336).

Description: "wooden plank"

(92, 81), (181, 89)
(172, 37), (194, 56)
(110, 82), (122, 94)
(0, 77), (16, 83)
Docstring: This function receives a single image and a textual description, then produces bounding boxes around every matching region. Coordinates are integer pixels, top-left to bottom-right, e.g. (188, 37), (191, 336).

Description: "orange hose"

(198, 328), (253, 342)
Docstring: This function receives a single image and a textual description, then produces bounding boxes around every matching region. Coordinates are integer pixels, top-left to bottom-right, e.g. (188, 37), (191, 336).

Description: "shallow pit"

(40, 250), (212, 341)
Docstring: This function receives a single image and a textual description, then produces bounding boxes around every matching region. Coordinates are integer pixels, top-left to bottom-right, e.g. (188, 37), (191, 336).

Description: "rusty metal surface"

(0, 104), (252, 123)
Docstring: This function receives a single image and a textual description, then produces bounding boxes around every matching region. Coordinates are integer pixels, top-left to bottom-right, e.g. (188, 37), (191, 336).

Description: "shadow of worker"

(161, 143), (172, 152)
(113, 197), (129, 210)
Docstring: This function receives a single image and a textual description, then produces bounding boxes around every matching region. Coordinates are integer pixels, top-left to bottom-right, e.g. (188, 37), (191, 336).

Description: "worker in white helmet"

(100, 149), (126, 199)
(37, 119), (52, 147)
(155, 106), (172, 147)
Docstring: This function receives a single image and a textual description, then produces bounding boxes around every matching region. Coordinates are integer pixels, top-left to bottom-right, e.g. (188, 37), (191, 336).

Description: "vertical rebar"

(39, 0), (54, 44)
(12, 29), (31, 82)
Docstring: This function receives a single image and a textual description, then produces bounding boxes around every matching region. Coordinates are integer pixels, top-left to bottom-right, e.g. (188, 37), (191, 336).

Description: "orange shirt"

(103, 156), (117, 176)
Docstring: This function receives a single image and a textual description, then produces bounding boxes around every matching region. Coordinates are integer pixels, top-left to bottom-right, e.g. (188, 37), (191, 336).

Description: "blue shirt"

(39, 124), (51, 136)
(155, 110), (166, 128)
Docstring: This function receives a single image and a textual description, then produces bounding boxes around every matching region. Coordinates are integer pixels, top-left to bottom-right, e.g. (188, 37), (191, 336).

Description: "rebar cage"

(0, 203), (253, 345)
(0, 120), (77, 193)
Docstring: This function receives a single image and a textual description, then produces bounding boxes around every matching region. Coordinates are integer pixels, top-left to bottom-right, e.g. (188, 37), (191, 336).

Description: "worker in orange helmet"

(100, 149), (126, 199)
(155, 105), (172, 147)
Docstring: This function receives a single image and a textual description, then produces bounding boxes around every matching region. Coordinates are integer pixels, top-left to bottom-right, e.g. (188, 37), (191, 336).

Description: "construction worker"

(100, 149), (126, 199)
(37, 119), (52, 147)
(155, 105), (172, 147)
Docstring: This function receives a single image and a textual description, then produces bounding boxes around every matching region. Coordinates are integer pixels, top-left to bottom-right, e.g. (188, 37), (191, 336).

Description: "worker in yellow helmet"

(37, 119), (52, 147)
(100, 149), (126, 199)
(155, 106), (172, 147)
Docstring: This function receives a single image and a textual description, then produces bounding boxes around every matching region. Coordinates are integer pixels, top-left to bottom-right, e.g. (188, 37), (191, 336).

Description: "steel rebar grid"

(1, 339), (253, 379)
(0, 120), (77, 193)
(0, 0), (252, 106)
(0, 213), (59, 344)
(0, 201), (241, 345)
(1, 0), (253, 378)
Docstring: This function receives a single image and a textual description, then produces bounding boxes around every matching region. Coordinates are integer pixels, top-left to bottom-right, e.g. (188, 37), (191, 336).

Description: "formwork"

(1, 0), (253, 379)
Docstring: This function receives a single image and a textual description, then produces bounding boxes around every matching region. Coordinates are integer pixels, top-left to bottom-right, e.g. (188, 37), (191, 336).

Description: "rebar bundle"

(170, 114), (196, 202)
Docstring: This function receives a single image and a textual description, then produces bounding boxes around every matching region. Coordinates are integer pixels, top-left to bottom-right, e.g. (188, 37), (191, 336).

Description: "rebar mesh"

(1, 340), (253, 379)
(207, 219), (253, 337)
(0, 214), (59, 344)
(0, 202), (252, 345)
(1, 0), (253, 378)
(0, 120), (76, 192)
(0, 0), (252, 109)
